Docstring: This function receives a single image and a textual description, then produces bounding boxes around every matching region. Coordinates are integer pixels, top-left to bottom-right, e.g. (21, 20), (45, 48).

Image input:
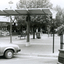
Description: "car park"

(0, 43), (21, 59)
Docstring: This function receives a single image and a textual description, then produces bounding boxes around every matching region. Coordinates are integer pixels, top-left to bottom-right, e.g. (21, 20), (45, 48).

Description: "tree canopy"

(10, 0), (53, 34)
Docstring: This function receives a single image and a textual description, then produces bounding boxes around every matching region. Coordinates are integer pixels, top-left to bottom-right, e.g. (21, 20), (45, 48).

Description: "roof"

(0, 8), (52, 16)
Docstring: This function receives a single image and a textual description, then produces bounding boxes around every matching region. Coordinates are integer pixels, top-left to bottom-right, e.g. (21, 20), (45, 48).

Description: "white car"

(0, 43), (21, 59)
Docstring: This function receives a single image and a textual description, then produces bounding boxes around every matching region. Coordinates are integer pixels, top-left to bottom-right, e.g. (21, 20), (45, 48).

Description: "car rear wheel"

(4, 50), (13, 59)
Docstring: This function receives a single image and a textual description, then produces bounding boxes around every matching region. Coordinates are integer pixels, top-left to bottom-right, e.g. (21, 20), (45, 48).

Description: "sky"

(0, 0), (20, 10)
(50, 0), (64, 8)
(0, 0), (20, 22)
(0, 0), (64, 10)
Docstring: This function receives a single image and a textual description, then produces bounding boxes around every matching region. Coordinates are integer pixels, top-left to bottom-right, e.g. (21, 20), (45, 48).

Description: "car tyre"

(4, 50), (13, 59)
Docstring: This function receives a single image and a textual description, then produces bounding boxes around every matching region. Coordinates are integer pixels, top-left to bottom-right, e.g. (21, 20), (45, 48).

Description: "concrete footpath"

(0, 34), (60, 57)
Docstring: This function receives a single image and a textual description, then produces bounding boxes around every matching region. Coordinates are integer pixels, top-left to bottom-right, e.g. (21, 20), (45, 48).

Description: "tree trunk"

(33, 27), (35, 39)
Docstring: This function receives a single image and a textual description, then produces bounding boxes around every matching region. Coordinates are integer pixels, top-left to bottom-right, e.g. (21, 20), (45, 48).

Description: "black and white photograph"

(0, 0), (64, 64)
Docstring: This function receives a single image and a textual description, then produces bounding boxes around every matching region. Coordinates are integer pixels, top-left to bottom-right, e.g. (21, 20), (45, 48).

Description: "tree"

(54, 5), (63, 27)
(16, 0), (52, 38)
(16, 0), (52, 8)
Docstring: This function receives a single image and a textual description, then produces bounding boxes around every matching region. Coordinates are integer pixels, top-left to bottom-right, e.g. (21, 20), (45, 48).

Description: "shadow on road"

(0, 56), (18, 59)
(0, 56), (5, 59)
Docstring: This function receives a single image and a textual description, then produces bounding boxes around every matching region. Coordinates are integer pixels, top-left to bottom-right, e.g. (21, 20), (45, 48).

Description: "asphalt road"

(0, 55), (58, 64)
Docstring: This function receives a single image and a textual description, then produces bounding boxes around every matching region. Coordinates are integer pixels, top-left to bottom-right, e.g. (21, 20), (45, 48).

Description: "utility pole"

(8, 1), (13, 43)
(60, 34), (63, 49)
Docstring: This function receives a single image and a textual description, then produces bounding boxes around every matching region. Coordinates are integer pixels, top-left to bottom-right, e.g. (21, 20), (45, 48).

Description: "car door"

(0, 46), (1, 52)
(0, 46), (2, 56)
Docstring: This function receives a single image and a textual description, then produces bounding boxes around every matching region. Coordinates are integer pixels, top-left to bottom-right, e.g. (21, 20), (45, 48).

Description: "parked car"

(0, 43), (21, 59)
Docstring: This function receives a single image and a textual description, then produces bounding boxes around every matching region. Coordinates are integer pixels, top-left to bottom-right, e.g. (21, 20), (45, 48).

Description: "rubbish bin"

(58, 49), (64, 63)
(36, 32), (41, 39)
